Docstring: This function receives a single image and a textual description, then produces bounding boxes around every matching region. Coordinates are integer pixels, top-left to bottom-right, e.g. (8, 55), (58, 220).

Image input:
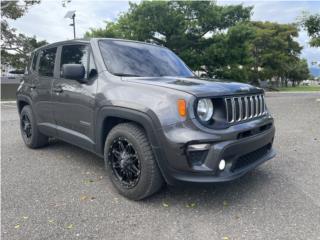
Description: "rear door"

(31, 47), (58, 136)
(52, 44), (98, 151)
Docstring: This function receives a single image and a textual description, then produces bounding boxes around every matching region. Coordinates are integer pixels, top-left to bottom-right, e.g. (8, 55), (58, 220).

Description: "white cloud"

(8, 0), (131, 42)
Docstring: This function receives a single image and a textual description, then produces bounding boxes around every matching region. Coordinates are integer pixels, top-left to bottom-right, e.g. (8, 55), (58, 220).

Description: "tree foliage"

(1, 0), (47, 69)
(300, 13), (320, 47)
(85, 1), (252, 74)
(85, 1), (308, 85)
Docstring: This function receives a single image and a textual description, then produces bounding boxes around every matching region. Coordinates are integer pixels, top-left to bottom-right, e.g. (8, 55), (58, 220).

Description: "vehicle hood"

(124, 76), (263, 97)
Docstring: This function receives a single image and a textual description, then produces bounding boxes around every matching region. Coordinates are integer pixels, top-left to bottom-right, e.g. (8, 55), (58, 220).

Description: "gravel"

(1, 92), (320, 240)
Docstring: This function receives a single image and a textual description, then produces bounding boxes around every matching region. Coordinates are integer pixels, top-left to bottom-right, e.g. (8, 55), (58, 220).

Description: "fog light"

(219, 159), (226, 170)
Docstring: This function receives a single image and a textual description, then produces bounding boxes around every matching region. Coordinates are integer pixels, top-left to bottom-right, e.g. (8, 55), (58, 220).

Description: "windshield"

(99, 40), (194, 77)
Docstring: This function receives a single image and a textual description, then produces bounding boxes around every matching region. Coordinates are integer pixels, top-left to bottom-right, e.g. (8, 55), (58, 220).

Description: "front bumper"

(154, 115), (276, 185)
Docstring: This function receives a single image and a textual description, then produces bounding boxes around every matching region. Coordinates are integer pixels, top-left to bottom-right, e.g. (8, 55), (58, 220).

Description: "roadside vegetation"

(278, 85), (320, 92)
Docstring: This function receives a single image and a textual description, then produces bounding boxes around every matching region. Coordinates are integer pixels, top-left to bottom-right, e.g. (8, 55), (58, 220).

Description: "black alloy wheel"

(108, 137), (141, 188)
(21, 114), (32, 139)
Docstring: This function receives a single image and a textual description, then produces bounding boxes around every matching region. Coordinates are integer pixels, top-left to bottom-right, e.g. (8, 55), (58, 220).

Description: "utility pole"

(64, 11), (76, 39)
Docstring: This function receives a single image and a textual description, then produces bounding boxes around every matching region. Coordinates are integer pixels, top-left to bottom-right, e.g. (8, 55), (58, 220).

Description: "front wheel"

(104, 123), (164, 200)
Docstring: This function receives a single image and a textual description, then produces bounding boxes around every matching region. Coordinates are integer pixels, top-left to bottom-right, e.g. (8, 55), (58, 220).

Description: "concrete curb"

(266, 91), (320, 94)
(1, 101), (16, 104)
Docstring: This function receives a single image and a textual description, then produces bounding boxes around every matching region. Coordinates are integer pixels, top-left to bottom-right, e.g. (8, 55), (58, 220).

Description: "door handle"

(53, 86), (63, 93)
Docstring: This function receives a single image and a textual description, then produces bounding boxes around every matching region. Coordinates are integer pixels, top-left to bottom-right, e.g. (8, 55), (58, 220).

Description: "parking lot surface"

(1, 92), (320, 240)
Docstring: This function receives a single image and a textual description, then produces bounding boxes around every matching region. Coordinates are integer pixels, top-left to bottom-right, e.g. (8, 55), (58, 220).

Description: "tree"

(206, 21), (303, 84)
(300, 13), (320, 47)
(85, 1), (306, 85)
(85, 1), (252, 76)
(1, 1), (47, 69)
(287, 59), (310, 86)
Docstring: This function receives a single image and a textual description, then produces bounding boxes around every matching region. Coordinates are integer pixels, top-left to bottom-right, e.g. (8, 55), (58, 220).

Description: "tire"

(20, 105), (49, 148)
(104, 123), (164, 200)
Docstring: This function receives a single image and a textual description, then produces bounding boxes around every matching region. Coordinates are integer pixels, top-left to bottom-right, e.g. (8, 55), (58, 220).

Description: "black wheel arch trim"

(95, 106), (171, 183)
(16, 95), (33, 113)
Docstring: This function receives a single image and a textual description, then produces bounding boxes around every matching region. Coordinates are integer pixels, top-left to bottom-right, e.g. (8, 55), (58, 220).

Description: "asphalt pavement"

(1, 92), (320, 240)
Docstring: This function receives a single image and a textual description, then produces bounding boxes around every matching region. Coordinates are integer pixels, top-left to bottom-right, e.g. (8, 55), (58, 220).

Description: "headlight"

(197, 98), (213, 121)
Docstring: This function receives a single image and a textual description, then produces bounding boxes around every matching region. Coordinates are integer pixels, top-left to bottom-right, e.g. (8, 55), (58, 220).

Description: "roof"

(33, 39), (89, 52)
(33, 38), (164, 53)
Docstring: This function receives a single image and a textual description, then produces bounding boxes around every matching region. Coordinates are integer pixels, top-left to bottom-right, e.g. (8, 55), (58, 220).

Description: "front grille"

(224, 94), (266, 123)
(232, 144), (271, 171)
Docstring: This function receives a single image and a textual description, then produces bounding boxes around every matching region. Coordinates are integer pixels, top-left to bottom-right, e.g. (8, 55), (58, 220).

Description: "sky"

(7, 0), (320, 68)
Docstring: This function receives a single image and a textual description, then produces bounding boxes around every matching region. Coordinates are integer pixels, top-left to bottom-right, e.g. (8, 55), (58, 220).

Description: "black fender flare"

(95, 106), (171, 182)
(16, 95), (33, 113)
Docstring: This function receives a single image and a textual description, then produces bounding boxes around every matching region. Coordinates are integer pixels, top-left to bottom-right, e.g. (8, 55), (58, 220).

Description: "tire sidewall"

(20, 106), (35, 147)
(104, 127), (154, 199)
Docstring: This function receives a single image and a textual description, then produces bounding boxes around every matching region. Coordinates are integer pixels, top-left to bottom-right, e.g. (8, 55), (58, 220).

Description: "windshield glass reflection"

(99, 40), (194, 78)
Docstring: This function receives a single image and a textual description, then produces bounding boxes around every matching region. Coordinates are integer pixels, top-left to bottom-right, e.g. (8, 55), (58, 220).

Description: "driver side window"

(60, 44), (88, 79)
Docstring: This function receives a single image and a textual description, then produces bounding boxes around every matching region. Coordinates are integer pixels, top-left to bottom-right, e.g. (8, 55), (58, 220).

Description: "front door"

(52, 44), (98, 151)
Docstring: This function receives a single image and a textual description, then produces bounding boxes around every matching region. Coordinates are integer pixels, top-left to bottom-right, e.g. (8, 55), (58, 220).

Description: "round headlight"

(197, 98), (213, 122)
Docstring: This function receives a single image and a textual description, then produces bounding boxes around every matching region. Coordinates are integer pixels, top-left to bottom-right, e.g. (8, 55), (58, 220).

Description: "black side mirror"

(62, 64), (86, 82)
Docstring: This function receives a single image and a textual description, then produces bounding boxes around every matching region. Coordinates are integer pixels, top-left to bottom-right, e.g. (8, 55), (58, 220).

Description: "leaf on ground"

(223, 200), (228, 207)
(162, 202), (169, 208)
(84, 179), (95, 184)
(22, 216), (29, 220)
(222, 237), (229, 240)
(80, 195), (95, 201)
(80, 195), (88, 201)
(185, 203), (196, 208)
(14, 224), (20, 229)
(48, 219), (55, 224)
(66, 224), (74, 229)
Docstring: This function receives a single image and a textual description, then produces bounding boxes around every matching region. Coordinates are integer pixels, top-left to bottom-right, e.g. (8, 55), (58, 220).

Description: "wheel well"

(100, 117), (146, 155)
(17, 101), (29, 113)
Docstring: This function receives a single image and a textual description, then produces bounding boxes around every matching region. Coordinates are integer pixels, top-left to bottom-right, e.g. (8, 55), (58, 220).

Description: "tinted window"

(39, 48), (57, 77)
(31, 51), (39, 71)
(99, 40), (193, 77)
(60, 45), (88, 78)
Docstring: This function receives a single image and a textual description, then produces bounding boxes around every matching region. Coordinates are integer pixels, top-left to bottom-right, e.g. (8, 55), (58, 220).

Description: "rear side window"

(39, 47), (57, 77)
(60, 45), (88, 78)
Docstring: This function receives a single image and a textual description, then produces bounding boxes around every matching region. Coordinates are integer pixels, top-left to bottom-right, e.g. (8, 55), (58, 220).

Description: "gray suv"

(17, 38), (276, 200)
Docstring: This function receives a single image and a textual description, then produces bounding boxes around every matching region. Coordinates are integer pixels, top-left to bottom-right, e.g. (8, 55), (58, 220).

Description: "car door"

(31, 47), (58, 137)
(52, 44), (98, 151)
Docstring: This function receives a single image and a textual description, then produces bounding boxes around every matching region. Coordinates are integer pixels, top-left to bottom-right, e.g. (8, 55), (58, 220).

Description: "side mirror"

(62, 64), (86, 82)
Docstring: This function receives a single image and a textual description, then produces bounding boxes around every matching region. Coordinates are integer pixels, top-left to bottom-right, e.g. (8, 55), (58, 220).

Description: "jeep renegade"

(17, 38), (276, 200)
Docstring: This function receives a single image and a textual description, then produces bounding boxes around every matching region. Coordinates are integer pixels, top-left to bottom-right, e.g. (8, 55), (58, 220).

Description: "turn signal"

(177, 99), (187, 117)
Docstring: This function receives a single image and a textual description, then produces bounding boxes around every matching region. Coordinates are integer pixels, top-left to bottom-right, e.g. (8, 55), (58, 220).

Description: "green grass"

(278, 85), (320, 92)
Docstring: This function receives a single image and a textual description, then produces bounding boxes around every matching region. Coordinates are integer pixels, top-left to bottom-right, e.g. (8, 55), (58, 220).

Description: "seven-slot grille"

(224, 94), (266, 123)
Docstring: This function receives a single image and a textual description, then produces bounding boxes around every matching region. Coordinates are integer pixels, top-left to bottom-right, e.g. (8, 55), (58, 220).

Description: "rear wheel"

(20, 105), (49, 148)
(104, 123), (164, 200)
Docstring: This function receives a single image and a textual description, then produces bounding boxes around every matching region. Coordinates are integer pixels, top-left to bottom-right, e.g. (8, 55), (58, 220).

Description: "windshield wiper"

(113, 73), (142, 77)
